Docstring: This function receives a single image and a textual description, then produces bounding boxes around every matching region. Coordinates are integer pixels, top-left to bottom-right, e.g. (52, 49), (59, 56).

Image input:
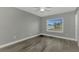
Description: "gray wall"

(0, 7), (40, 45)
(41, 11), (75, 40)
(0, 7), (76, 45)
(77, 9), (79, 40)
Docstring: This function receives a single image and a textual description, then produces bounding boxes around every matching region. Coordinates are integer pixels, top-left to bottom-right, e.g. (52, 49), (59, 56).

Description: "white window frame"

(46, 17), (64, 33)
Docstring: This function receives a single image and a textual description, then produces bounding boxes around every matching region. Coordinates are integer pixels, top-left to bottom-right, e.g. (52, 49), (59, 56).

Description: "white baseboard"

(0, 33), (76, 49)
(0, 34), (40, 49)
(40, 33), (77, 41)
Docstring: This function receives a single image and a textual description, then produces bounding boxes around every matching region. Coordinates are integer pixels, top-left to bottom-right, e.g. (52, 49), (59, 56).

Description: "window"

(47, 17), (64, 33)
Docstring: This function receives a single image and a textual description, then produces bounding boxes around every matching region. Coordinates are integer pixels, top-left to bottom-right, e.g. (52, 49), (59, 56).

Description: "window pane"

(47, 18), (64, 32)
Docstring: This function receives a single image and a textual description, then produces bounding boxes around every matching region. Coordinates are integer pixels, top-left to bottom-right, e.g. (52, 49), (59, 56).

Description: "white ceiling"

(17, 7), (76, 17)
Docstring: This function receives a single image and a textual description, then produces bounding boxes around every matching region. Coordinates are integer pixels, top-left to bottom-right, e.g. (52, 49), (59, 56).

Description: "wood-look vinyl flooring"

(0, 36), (79, 52)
